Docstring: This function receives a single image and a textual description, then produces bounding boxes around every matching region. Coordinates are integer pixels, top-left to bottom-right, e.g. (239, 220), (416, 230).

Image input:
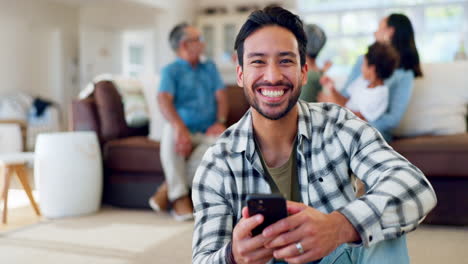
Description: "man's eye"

(280, 59), (294, 64)
(251, 60), (264, 64)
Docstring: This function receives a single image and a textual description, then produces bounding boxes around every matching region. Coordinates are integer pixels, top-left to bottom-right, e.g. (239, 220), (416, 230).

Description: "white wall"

(79, 26), (123, 85)
(153, 0), (198, 71)
(198, 0), (297, 12)
(0, 0), (79, 126)
(79, 1), (156, 87)
(79, 0), (197, 87)
(196, 0), (298, 84)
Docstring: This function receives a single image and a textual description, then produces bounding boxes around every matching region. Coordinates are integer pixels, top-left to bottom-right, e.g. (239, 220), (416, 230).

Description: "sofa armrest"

(391, 134), (468, 177)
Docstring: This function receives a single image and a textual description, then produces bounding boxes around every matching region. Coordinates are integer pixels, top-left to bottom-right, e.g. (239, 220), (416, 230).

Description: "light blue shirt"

(341, 55), (415, 141)
(159, 58), (225, 133)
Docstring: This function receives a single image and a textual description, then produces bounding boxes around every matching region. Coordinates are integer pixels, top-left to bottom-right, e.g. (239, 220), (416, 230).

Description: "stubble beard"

(244, 81), (301, 121)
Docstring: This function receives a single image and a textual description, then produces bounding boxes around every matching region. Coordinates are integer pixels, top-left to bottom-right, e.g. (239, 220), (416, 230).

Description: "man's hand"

(317, 76), (347, 107)
(174, 123), (192, 157)
(205, 123), (226, 137)
(232, 207), (275, 264)
(262, 201), (359, 264)
(321, 60), (333, 73)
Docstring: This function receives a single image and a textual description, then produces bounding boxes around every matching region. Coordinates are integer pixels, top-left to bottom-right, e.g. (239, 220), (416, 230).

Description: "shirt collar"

(175, 57), (205, 68)
(227, 100), (312, 158)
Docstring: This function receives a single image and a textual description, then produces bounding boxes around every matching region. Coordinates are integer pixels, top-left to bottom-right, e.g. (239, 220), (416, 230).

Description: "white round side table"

(34, 131), (102, 218)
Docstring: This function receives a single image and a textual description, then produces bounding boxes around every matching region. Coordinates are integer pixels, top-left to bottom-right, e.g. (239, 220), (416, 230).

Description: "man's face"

(182, 26), (204, 59)
(236, 25), (307, 120)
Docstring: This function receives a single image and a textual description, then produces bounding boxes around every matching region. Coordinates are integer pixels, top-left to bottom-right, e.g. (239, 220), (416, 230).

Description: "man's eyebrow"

(246, 52), (265, 58)
(278, 51), (296, 57)
(246, 51), (297, 58)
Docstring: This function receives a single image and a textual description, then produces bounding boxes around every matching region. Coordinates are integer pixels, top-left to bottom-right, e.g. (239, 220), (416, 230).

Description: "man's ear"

(236, 65), (244, 87)
(179, 40), (188, 51)
(301, 63), (309, 86)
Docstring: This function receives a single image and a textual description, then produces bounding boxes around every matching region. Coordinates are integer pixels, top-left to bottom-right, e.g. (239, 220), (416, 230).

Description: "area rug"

(1, 206), (467, 264)
(0, 207), (194, 264)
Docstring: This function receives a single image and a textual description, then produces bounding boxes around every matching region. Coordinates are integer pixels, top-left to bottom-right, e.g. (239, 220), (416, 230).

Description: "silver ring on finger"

(295, 242), (305, 255)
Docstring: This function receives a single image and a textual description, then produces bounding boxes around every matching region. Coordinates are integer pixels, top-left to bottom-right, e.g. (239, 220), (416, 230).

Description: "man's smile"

(254, 80), (293, 103)
(256, 87), (291, 104)
(259, 88), (285, 98)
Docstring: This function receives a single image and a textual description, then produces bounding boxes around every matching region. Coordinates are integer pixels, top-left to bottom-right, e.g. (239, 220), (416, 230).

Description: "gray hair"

(304, 24), (326, 59)
(169, 22), (189, 51)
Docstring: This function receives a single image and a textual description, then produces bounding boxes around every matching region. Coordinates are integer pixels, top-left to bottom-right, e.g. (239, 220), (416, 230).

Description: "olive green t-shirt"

(256, 140), (301, 202)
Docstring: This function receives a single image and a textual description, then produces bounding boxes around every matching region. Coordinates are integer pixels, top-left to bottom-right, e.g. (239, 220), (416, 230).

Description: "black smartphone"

(246, 194), (288, 236)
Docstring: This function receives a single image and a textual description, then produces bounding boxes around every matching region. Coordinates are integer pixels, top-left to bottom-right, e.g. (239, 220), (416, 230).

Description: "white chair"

(34, 131), (102, 218)
(0, 122), (40, 224)
(0, 123), (23, 153)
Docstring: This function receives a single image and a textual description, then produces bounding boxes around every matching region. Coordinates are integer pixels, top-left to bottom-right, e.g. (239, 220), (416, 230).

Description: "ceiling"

(47, 0), (112, 6)
(46, 0), (166, 8)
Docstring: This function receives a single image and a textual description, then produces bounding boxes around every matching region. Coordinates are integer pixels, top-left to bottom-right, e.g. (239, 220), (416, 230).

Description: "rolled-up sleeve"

(336, 118), (437, 247)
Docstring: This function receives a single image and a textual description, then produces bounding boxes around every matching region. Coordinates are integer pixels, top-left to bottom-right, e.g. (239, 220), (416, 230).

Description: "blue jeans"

(274, 235), (409, 264)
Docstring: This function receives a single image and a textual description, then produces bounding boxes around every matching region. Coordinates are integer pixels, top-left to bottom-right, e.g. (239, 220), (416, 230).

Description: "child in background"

(322, 42), (399, 122)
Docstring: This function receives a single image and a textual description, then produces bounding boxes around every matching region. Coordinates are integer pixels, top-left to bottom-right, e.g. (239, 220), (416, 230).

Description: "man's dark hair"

(234, 6), (307, 67)
(365, 42), (399, 80)
(169, 22), (189, 51)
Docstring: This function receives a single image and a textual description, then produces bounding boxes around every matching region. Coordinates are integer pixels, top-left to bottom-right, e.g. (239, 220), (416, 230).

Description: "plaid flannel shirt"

(192, 101), (437, 264)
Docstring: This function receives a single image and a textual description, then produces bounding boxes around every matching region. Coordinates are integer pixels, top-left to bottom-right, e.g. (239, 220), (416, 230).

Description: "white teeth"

(261, 89), (284, 98)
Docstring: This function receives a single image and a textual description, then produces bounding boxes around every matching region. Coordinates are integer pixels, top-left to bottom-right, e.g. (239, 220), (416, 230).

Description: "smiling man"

(192, 6), (436, 264)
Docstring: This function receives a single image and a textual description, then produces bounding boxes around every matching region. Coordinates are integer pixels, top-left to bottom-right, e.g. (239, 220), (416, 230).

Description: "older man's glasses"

(184, 36), (204, 43)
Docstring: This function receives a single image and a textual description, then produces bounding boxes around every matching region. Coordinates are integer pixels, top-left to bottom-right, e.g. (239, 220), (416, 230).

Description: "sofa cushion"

(114, 77), (150, 128)
(94, 81), (130, 142)
(104, 136), (163, 173)
(391, 134), (468, 177)
(394, 62), (468, 137)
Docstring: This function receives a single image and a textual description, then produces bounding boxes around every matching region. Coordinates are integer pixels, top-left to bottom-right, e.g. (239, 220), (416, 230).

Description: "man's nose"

(263, 63), (283, 84)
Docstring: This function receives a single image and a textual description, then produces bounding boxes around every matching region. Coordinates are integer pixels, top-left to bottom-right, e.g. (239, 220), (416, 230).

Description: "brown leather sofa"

(71, 80), (467, 225)
(71, 81), (249, 208)
(390, 135), (468, 225)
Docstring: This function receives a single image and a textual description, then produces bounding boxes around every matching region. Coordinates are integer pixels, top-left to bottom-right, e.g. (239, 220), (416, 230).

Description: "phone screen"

(246, 194), (288, 236)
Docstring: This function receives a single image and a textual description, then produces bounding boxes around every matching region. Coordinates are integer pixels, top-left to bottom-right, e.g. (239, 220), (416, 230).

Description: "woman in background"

(318, 13), (422, 142)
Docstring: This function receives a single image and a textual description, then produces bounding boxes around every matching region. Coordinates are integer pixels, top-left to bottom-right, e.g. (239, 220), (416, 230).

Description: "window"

(341, 11), (378, 35)
(425, 5), (464, 32)
(299, 0), (468, 77)
(122, 30), (154, 78)
(223, 24), (236, 63)
(129, 45), (143, 65)
(202, 25), (214, 59)
(128, 45), (144, 77)
(304, 13), (340, 36)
